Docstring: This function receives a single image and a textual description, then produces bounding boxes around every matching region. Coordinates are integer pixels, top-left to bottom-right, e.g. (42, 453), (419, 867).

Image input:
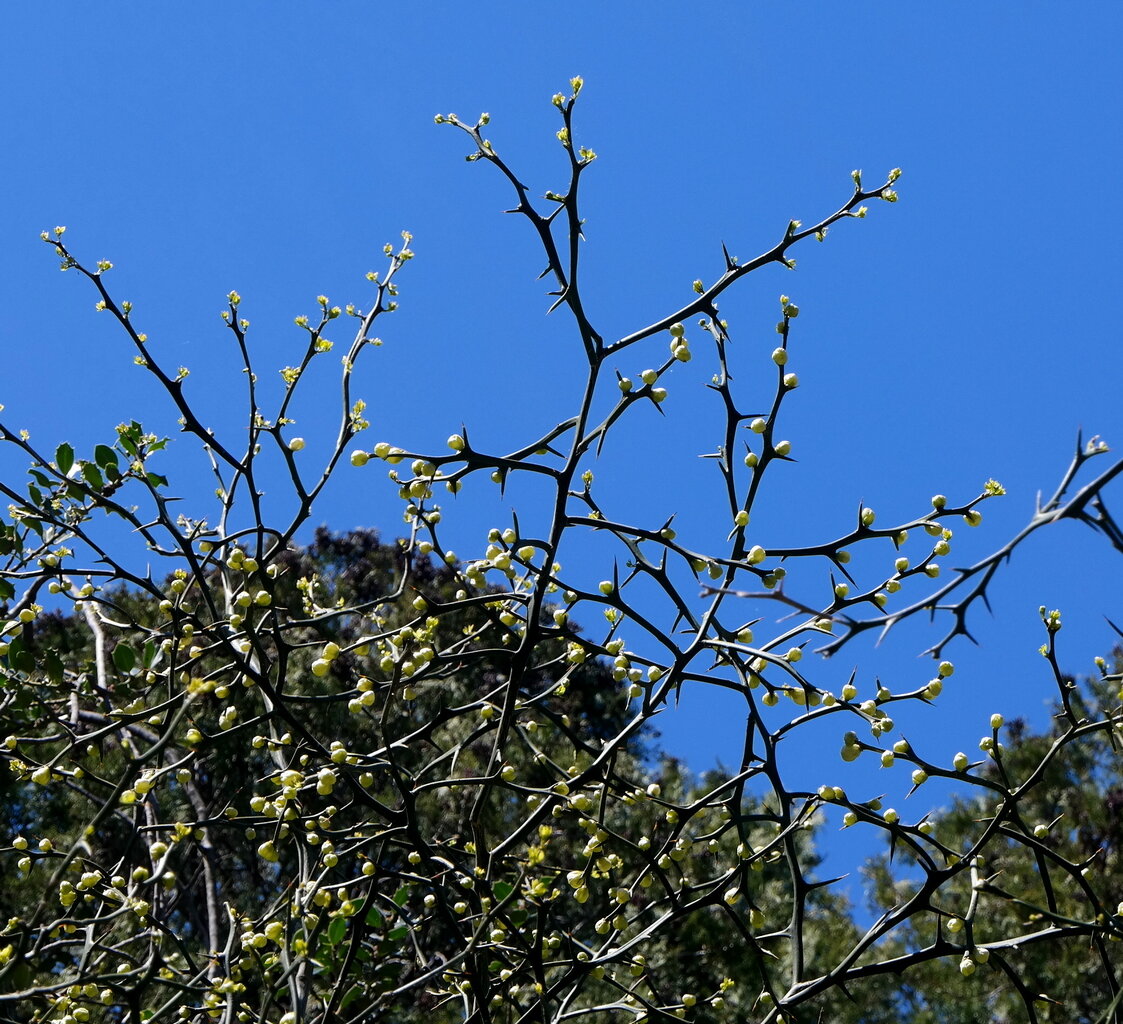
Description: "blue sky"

(4, 4), (1122, 868)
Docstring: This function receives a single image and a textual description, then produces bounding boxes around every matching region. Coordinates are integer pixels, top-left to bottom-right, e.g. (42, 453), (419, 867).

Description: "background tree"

(0, 523), (879, 1024)
(0, 84), (1121, 1024)
(864, 648), (1123, 1024)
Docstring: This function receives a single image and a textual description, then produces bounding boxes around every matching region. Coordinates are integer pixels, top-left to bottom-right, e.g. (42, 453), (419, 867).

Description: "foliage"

(1, 82), (1122, 1024)
(864, 655), (1123, 1024)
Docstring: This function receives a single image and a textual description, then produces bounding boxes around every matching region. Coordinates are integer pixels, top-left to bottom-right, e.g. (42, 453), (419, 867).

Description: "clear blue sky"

(4, 4), (1122, 870)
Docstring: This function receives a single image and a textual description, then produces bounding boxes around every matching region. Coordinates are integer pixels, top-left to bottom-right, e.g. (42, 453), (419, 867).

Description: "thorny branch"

(0, 83), (1119, 1024)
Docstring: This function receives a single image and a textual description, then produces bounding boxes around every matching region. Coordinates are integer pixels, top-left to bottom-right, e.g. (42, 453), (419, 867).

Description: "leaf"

(117, 425), (140, 455)
(340, 985), (364, 1011)
(94, 444), (119, 472)
(112, 644), (136, 673)
(386, 925), (409, 942)
(0, 580), (13, 601)
(145, 472), (168, 489)
(10, 643), (35, 674)
(365, 907), (384, 929)
(81, 463), (104, 490)
(12, 651), (35, 674)
(393, 885), (410, 907)
(327, 916), (347, 945)
(44, 651), (64, 684)
(492, 880), (514, 901)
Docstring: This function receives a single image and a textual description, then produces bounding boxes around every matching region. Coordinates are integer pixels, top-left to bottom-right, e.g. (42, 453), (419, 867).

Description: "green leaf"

(117, 424), (140, 455)
(340, 985), (364, 1011)
(386, 925), (409, 942)
(327, 916), (348, 945)
(365, 907), (384, 929)
(393, 885), (410, 907)
(94, 444), (119, 472)
(145, 472), (168, 489)
(492, 880), (514, 901)
(10, 642), (35, 674)
(0, 580), (13, 601)
(81, 463), (104, 489)
(0, 963), (31, 995)
(112, 644), (136, 673)
(44, 651), (64, 685)
(8, 682), (30, 710)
